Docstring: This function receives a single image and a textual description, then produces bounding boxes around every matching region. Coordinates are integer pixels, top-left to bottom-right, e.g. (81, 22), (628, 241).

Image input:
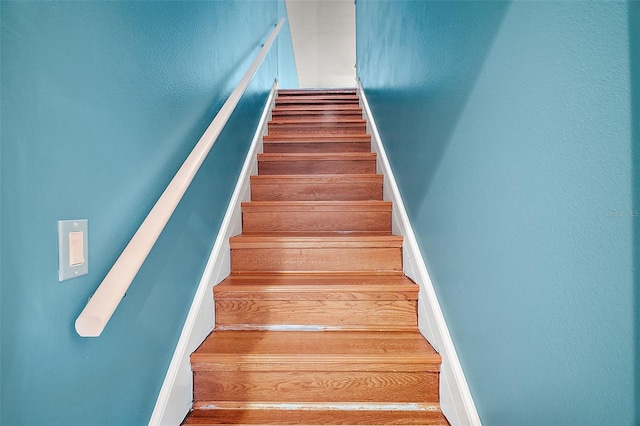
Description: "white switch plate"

(58, 219), (88, 281)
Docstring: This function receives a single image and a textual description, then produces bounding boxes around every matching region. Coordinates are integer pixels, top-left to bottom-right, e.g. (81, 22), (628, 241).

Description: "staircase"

(183, 89), (449, 425)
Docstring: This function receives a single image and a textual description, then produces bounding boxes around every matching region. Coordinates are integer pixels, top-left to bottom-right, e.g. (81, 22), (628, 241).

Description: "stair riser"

(194, 361), (438, 373)
(268, 127), (366, 136)
(185, 408), (447, 426)
(251, 180), (383, 201)
(272, 107), (363, 116)
(194, 371), (439, 403)
(275, 99), (360, 106)
(277, 89), (357, 95)
(263, 141), (370, 153)
(230, 247), (402, 273)
(242, 210), (391, 233)
(270, 114), (364, 121)
(270, 119), (365, 125)
(215, 299), (417, 330)
(271, 113), (363, 120)
(258, 159), (376, 175)
(185, 409), (447, 425)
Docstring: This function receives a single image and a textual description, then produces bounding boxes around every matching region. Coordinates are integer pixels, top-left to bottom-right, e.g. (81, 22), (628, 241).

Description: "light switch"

(58, 220), (88, 281)
(68, 231), (85, 266)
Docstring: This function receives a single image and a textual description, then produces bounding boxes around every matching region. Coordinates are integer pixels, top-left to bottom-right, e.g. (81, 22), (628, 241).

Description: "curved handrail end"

(75, 313), (106, 337)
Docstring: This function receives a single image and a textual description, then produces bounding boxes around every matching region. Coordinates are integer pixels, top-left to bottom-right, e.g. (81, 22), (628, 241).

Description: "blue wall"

(357, 1), (636, 425)
(0, 1), (296, 424)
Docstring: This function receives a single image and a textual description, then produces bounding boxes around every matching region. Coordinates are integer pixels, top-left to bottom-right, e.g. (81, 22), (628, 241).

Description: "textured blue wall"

(357, 1), (636, 425)
(0, 1), (296, 424)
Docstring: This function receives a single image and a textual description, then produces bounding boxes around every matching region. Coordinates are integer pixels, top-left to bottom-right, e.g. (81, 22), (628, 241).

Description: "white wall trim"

(148, 82), (278, 426)
(357, 81), (482, 426)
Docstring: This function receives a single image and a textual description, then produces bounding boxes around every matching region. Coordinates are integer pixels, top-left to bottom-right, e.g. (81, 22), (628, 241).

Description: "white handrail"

(75, 18), (285, 337)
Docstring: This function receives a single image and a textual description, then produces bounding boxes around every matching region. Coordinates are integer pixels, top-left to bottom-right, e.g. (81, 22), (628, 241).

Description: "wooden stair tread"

(263, 134), (370, 142)
(262, 135), (371, 154)
(263, 142), (370, 154)
(229, 234), (403, 273)
(278, 88), (357, 95)
(241, 201), (391, 232)
(276, 100), (359, 105)
(215, 284), (416, 297)
(242, 200), (391, 211)
(192, 331), (439, 364)
(241, 201), (391, 234)
(258, 153), (377, 175)
(276, 96), (359, 102)
(270, 117), (366, 125)
(185, 404), (448, 425)
(250, 174), (383, 201)
(215, 312), (417, 332)
(230, 234), (403, 248)
(215, 285), (417, 299)
(250, 174), (382, 183)
(258, 153), (376, 161)
(215, 274), (416, 287)
(273, 105), (363, 113)
(268, 125), (365, 132)
(271, 112), (363, 120)
(268, 128), (366, 136)
(269, 121), (365, 127)
(215, 274), (418, 331)
(215, 274), (418, 299)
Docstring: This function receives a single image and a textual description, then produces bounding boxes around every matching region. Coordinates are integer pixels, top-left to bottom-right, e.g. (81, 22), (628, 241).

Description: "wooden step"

(241, 201), (391, 234)
(263, 139), (370, 153)
(214, 274), (418, 331)
(269, 114), (364, 123)
(273, 104), (362, 114)
(270, 117), (366, 125)
(276, 94), (359, 101)
(229, 234), (403, 274)
(278, 88), (357, 96)
(275, 98), (360, 106)
(271, 104), (364, 120)
(258, 153), (377, 175)
(263, 134), (371, 154)
(268, 122), (366, 136)
(250, 174), (383, 201)
(271, 110), (362, 120)
(185, 403), (449, 425)
(191, 331), (440, 403)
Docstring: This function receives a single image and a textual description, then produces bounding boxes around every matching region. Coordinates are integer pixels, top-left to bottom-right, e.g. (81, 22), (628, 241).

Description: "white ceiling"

(285, 0), (356, 88)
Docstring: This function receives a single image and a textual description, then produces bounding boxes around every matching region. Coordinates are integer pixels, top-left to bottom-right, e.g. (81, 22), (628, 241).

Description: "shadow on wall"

(631, 1), (640, 422)
(357, 1), (510, 215)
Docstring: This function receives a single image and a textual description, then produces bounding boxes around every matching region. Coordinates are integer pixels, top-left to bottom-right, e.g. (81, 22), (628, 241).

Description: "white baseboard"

(148, 82), (278, 426)
(357, 81), (482, 426)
